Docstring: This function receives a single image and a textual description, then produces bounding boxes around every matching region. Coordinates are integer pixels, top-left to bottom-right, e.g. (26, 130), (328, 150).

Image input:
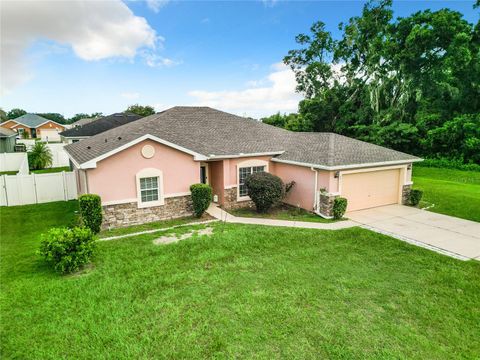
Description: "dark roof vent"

(87, 146), (91, 149)
(118, 136), (122, 140)
(105, 138), (107, 142)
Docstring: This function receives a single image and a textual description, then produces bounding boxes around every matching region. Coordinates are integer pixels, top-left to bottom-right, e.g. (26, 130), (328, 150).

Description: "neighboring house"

(64, 107), (421, 228)
(0, 128), (17, 153)
(60, 113), (142, 143)
(0, 114), (66, 142)
(70, 117), (100, 128)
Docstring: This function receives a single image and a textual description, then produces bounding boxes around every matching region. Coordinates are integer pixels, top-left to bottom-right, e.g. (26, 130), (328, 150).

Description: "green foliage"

(261, 112), (312, 131)
(245, 172), (284, 213)
(36, 113), (66, 124)
(39, 226), (96, 274)
(7, 108), (26, 119)
(189, 183), (212, 217)
(0, 108), (7, 122)
(28, 142), (52, 170)
(416, 158), (480, 172)
(409, 189), (423, 207)
(332, 197), (347, 220)
(78, 194), (103, 234)
(125, 104), (155, 117)
(21, 130), (30, 139)
(282, 1), (480, 164)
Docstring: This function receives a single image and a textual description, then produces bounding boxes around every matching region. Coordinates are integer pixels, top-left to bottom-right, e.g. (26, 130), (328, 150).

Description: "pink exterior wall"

(272, 162), (316, 210)
(223, 156), (273, 187)
(86, 139), (199, 203)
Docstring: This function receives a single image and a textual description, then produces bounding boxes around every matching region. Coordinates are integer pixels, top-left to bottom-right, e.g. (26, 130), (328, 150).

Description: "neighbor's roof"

(60, 112), (142, 138)
(3, 113), (58, 128)
(65, 106), (420, 169)
(0, 127), (17, 138)
(71, 117), (100, 127)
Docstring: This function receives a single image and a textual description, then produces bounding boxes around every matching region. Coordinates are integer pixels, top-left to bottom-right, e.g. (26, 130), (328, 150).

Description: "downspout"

(310, 167), (318, 213)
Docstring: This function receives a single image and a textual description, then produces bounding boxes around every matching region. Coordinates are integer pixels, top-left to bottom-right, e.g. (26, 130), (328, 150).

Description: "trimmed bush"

(39, 227), (96, 274)
(190, 183), (212, 217)
(78, 194), (103, 234)
(245, 172), (284, 213)
(332, 197), (347, 220)
(409, 189), (423, 207)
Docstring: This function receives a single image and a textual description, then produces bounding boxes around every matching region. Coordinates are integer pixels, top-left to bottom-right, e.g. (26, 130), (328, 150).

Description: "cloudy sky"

(0, 0), (476, 119)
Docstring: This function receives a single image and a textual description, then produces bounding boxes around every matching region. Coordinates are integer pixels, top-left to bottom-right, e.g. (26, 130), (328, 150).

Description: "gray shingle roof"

(8, 114), (51, 128)
(65, 106), (420, 168)
(0, 127), (16, 137)
(71, 117), (99, 127)
(60, 112), (142, 138)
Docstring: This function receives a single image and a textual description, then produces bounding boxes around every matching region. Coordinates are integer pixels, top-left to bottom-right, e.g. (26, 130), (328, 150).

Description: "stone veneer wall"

(102, 195), (193, 229)
(402, 184), (412, 205)
(318, 193), (337, 218)
(223, 187), (255, 210)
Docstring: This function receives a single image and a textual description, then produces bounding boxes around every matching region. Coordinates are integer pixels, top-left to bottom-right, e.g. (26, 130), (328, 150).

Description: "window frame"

(136, 168), (164, 208)
(236, 159), (269, 201)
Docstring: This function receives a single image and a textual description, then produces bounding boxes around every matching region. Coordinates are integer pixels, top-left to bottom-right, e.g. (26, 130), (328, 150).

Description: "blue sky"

(1, 0), (477, 118)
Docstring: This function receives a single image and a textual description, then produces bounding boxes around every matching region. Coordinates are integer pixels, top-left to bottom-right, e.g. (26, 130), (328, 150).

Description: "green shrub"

(39, 227), (96, 274)
(78, 194), (103, 233)
(332, 197), (347, 220)
(409, 189), (423, 207)
(416, 158), (480, 172)
(190, 183), (212, 217)
(28, 142), (52, 170)
(245, 172), (284, 213)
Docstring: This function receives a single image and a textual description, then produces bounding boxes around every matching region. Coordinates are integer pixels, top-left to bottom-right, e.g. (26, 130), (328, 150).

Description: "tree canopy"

(268, 0), (480, 164)
(125, 104), (156, 117)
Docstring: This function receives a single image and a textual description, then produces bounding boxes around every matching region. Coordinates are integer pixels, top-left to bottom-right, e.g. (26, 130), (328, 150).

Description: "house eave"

(271, 157), (423, 171)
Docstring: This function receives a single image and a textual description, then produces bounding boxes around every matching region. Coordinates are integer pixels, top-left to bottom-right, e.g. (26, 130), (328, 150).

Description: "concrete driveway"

(347, 205), (480, 261)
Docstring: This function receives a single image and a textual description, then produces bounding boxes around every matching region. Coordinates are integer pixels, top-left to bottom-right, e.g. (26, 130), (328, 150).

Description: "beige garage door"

(341, 169), (401, 211)
(40, 129), (61, 142)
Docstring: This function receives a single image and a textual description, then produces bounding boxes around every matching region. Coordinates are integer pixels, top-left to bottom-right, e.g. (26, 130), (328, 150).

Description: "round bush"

(39, 227), (96, 274)
(332, 197), (347, 219)
(78, 194), (103, 234)
(409, 189), (423, 206)
(190, 183), (212, 217)
(245, 172), (284, 213)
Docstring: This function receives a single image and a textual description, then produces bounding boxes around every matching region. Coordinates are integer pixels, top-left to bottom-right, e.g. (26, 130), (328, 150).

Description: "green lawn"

(99, 214), (215, 238)
(0, 171), (18, 175)
(229, 204), (336, 223)
(1, 202), (479, 358)
(413, 166), (480, 222)
(31, 166), (71, 174)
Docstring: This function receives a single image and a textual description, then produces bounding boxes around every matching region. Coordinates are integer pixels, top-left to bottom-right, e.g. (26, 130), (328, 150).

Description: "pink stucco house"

(64, 107), (421, 228)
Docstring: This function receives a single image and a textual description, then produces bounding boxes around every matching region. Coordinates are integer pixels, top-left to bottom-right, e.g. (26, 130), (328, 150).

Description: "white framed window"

(136, 168), (164, 208)
(140, 177), (159, 203)
(237, 159), (269, 201)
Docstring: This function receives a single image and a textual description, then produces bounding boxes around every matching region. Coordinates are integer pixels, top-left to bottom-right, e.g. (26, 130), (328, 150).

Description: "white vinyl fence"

(16, 140), (70, 168)
(0, 153), (29, 174)
(0, 171), (77, 206)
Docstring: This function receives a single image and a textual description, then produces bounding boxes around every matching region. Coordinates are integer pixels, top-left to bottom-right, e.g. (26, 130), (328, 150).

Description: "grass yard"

(1, 202), (479, 359)
(413, 166), (480, 222)
(0, 171), (18, 175)
(31, 166), (71, 174)
(99, 214), (215, 238)
(229, 204), (336, 223)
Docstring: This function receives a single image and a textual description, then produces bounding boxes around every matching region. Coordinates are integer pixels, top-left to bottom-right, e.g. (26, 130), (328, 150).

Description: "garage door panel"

(40, 129), (61, 142)
(342, 169), (400, 211)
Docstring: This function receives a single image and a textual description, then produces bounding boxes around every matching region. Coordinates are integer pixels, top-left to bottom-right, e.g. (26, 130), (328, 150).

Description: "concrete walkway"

(347, 205), (480, 261)
(206, 204), (357, 230)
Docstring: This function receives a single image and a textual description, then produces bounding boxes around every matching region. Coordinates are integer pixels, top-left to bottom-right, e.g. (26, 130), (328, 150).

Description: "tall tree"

(283, 0), (480, 163)
(7, 108), (27, 119)
(36, 113), (66, 124)
(125, 104), (155, 117)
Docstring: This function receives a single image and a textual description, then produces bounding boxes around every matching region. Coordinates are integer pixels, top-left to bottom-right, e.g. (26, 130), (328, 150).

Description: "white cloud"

(261, 0), (278, 8)
(0, 0), (158, 94)
(141, 51), (181, 68)
(188, 62), (302, 118)
(121, 92), (141, 100)
(146, 0), (169, 13)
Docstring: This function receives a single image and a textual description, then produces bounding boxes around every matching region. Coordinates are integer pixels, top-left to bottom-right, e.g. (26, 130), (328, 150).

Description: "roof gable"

(3, 113), (59, 128)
